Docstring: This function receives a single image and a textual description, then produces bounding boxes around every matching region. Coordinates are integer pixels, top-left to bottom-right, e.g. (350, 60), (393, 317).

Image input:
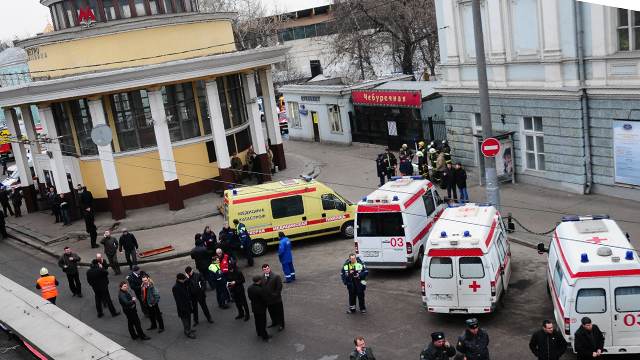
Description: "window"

(196, 80), (212, 135)
(234, 127), (251, 153)
(134, 0), (146, 16)
(120, 0), (132, 18)
(70, 99), (98, 155)
(149, 0), (160, 14)
(51, 103), (77, 156)
(163, 83), (200, 142)
(64, 1), (77, 27)
(496, 235), (506, 264)
(433, 190), (442, 205)
(110, 90), (157, 151)
(429, 258), (453, 279)
(523, 116), (545, 171)
(576, 288), (607, 314)
(163, 0), (174, 13)
(422, 193), (436, 216)
(321, 194), (343, 210)
(553, 261), (564, 296)
(226, 133), (237, 155)
(288, 102), (301, 128)
(459, 257), (484, 279)
(103, 0), (118, 20)
(615, 287), (640, 312)
(356, 212), (405, 237)
(224, 75), (248, 129)
(293, 27), (306, 40)
(328, 105), (343, 133)
(617, 8), (640, 51)
(55, 3), (68, 29)
(473, 113), (482, 134)
(271, 195), (304, 219)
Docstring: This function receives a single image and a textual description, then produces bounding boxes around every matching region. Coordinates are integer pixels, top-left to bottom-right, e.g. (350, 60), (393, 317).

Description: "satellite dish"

(91, 124), (113, 147)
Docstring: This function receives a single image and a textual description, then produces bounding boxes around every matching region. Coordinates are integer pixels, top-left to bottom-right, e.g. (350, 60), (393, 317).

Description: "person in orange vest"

(36, 267), (59, 304)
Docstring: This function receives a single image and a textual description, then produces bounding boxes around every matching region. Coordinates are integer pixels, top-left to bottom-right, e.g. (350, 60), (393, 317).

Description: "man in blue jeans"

(455, 163), (469, 203)
(277, 232), (295, 283)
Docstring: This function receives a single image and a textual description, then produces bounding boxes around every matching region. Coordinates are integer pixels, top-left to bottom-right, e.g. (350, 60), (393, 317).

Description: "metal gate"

(424, 116), (447, 142)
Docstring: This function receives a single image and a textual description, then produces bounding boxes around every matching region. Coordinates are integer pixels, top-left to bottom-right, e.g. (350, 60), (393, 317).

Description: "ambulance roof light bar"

(561, 214), (610, 222)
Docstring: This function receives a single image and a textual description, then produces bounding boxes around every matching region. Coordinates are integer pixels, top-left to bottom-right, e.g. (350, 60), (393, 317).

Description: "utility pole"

(471, 0), (500, 207)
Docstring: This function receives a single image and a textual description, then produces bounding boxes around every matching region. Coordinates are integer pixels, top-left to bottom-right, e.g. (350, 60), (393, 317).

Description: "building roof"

(427, 204), (500, 254)
(0, 48), (27, 68)
(279, 74), (413, 96)
(375, 80), (441, 99)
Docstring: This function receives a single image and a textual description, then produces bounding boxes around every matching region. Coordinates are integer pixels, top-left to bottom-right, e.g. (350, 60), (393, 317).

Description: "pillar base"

(270, 143), (286, 170)
(165, 179), (184, 211)
(107, 188), (126, 220)
(22, 185), (38, 213)
(256, 153), (272, 182)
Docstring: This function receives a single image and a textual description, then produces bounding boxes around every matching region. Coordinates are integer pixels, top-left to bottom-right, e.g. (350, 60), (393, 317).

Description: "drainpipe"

(575, 0), (593, 194)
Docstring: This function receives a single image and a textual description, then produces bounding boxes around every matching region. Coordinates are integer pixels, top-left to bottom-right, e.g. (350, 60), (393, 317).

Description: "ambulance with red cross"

(421, 203), (511, 314)
(538, 215), (640, 354)
(355, 176), (446, 269)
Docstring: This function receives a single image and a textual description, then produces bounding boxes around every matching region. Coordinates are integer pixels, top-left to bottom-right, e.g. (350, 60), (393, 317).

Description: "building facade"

(435, 0), (640, 201)
(0, 48), (41, 128)
(0, 0), (288, 219)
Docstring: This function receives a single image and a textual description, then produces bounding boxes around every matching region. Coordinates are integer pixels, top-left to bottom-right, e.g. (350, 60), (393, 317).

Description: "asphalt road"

(0, 234), (633, 360)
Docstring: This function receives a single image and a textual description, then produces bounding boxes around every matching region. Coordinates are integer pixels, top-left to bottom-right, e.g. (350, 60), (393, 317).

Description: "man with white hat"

(35, 267), (59, 304)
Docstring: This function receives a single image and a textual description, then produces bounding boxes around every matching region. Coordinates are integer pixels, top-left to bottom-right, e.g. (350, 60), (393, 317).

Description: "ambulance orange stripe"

(356, 204), (401, 213)
(232, 187), (316, 204)
(411, 208), (445, 245)
(484, 219), (497, 247)
(248, 214), (350, 235)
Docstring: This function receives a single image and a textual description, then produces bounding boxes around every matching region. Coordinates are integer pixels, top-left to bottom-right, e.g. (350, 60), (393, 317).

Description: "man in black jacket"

(457, 318), (490, 360)
(58, 246), (82, 297)
(247, 275), (270, 341)
(185, 266), (213, 325)
(0, 187), (13, 217)
(442, 163), (457, 201)
(190, 238), (213, 290)
(574, 317), (605, 360)
(83, 208), (99, 248)
(420, 332), (456, 360)
(118, 281), (149, 340)
(173, 273), (195, 338)
(529, 319), (567, 360)
(100, 230), (120, 275)
(0, 209), (6, 238)
(78, 185), (93, 209)
(262, 263), (284, 331)
(86, 259), (119, 318)
(126, 266), (148, 316)
(118, 229), (139, 270)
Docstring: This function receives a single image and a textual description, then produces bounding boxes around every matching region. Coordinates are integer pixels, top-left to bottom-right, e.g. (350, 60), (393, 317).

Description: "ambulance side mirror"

(537, 243), (548, 254)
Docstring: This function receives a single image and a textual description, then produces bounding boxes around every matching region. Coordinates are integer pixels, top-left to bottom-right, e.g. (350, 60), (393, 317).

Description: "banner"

(495, 139), (514, 179)
(613, 120), (640, 186)
(578, 0), (640, 11)
(351, 90), (422, 109)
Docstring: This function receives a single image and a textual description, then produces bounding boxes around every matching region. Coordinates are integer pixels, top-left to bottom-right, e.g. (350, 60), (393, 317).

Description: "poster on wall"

(613, 120), (640, 186)
(495, 139), (514, 180)
(387, 121), (398, 136)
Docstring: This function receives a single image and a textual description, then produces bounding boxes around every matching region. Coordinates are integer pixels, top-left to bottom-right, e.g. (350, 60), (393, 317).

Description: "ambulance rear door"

(356, 210), (406, 266)
(457, 256), (492, 308)
(611, 278), (640, 347)
(426, 255), (459, 308)
(574, 278), (613, 348)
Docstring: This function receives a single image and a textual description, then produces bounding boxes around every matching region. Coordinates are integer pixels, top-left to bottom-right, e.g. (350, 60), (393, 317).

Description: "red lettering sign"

(351, 90), (422, 109)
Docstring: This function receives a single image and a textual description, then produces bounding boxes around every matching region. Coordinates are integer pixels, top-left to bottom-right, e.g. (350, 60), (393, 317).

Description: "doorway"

(311, 111), (320, 142)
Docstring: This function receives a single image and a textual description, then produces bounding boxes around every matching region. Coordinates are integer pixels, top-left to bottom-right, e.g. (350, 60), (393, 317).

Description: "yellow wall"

(27, 20), (236, 78)
(174, 141), (219, 186)
(115, 150), (166, 196)
(79, 160), (108, 198)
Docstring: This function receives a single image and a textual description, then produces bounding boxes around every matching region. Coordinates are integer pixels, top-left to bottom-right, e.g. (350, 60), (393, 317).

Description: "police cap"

(431, 331), (445, 341)
(465, 318), (479, 328)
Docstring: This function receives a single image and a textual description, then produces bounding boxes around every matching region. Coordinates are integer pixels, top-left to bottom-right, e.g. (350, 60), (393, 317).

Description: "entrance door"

(610, 278), (640, 347)
(574, 279), (613, 348)
(311, 111), (320, 142)
(457, 256), (491, 308)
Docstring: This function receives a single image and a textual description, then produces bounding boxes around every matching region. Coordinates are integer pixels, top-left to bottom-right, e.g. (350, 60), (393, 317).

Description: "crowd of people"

(376, 140), (469, 203)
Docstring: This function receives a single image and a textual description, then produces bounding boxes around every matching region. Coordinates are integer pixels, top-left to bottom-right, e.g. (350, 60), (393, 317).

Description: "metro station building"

(0, 0), (288, 219)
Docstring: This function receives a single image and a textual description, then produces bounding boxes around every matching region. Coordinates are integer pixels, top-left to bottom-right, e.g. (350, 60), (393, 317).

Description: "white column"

(242, 72), (267, 155)
(258, 68), (283, 146)
(204, 79), (231, 168)
(442, 0), (460, 64)
(4, 108), (33, 187)
(38, 105), (70, 193)
(147, 89), (178, 182)
(541, 0), (561, 57)
(487, 0), (506, 61)
(19, 105), (41, 183)
(87, 98), (120, 191)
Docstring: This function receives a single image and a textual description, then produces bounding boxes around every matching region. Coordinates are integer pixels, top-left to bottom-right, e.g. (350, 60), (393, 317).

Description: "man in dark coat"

(118, 281), (149, 340)
(226, 263), (250, 321)
(86, 259), (120, 318)
(190, 239), (214, 290)
(118, 229), (139, 270)
(442, 163), (457, 201)
(382, 148), (397, 182)
(48, 187), (60, 223)
(261, 263), (284, 331)
(0, 209), (6, 238)
(185, 266), (213, 325)
(84, 208), (99, 248)
(100, 230), (121, 275)
(573, 317), (605, 360)
(420, 332), (456, 360)
(126, 266), (148, 316)
(454, 163), (469, 203)
(375, 153), (387, 186)
(78, 185), (93, 209)
(247, 275), (270, 341)
(0, 187), (13, 217)
(456, 318), (490, 360)
(529, 319), (568, 360)
(10, 189), (22, 217)
(172, 273), (195, 339)
(57, 246), (82, 297)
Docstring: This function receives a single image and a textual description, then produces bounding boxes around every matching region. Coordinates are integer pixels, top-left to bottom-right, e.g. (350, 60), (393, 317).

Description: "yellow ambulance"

(223, 178), (355, 256)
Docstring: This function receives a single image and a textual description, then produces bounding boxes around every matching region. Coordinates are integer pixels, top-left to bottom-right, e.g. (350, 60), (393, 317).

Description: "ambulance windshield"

(357, 212), (404, 237)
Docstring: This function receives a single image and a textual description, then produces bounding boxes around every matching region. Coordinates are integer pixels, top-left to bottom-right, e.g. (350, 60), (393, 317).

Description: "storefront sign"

(301, 96), (320, 102)
(351, 90), (422, 109)
(613, 120), (640, 186)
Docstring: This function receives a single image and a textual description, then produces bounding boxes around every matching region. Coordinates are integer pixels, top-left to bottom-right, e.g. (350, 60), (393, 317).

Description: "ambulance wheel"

(251, 239), (267, 257)
(341, 221), (355, 238)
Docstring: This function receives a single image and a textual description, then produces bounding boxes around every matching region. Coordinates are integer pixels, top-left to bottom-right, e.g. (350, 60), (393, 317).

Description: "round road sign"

(481, 137), (500, 157)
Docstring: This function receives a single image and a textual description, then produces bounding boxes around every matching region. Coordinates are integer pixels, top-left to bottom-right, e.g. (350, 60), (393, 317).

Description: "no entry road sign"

(481, 137), (501, 157)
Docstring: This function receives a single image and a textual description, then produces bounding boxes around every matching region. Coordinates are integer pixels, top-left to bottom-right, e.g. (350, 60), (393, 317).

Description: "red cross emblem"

(468, 281), (481, 293)
(588, 236), (607, 245)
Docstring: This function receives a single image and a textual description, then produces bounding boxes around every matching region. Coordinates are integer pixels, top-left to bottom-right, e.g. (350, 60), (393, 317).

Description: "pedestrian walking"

(262, 263), (285, 331)
(443, 162), (457, 201)
(341, 254), (368, 314)
(48, 187), (59, 223)
(172, 273), (196, 339)
(141, 275), (164, 333)
(190, 238), (213, 290)
(59, 193), (71, 225)
(247, 275), (270, 342)
(83, 208), (99, 248)
(118, 229), (139, 270)
(349, 336), (376, 360)
(375, 153), (387, 186)
(455, 162), (469, 203)
(574, 317), (605, 360)
(184, 266), (213, 325)
(0, 187), (13, 217)
(101, 230), (121, 275)
(218, 222), (235, 255)
(277, 232), (295, 282)
(86, 259), (120, 318)
(35, 267), (59, 304)
(77, 185), (93, 210)
(420, 332), (456, 360)
(126, 266), (149, 316)
(382, 148), (397, 182)
(118, 281), (150, 340)
(208, 256), (230, 308)
(235, 219), (254, 266)
(202, 225), (216, 251)
(456, 318), (490, 360)
(529, 319), (568, 360)
(57, 246), (82, 297)
(10, 189), (22, 218)
(0, 209), (7, 239)
(226, 263), (250, 321)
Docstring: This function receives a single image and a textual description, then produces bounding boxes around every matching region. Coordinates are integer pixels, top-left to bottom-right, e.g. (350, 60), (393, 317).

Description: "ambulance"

(538, 215), (640, 354)
(355, 176), (446, 269)
(421, 203), (511, 314)
(223, 177), (355, 256)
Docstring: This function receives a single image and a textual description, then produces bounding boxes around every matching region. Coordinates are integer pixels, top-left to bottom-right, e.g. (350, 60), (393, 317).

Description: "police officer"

(341, 254), (368, 314)
(420, 332), (456, 360)
(234, 219), (254, 266)
(456, 318), (490, 360)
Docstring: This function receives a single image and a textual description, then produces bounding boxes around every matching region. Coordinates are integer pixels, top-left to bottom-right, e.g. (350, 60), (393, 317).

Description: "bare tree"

(0, 40), (12, 52)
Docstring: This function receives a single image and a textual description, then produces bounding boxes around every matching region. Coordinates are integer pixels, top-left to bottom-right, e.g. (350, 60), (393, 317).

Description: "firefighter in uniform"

(457, 318), (490, 360)
(341, 254), (368, 314)
(36, 267), (59, 304)
(442, 140), (452, 165)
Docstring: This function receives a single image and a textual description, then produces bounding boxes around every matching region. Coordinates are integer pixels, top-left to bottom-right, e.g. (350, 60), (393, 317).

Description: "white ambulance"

(538, 215), (640, 354)
(421, 203), (511, 314)
(355, 176), (446, 269)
